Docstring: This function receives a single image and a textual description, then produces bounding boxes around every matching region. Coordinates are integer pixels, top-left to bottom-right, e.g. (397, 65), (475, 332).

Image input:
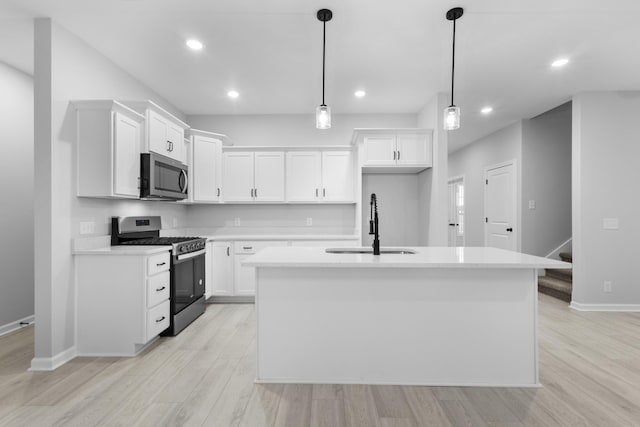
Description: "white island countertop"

(243, 246), (572, 269)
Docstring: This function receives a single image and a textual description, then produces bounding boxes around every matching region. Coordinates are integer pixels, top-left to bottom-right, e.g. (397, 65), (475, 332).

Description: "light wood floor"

(1, 294), (639, 426)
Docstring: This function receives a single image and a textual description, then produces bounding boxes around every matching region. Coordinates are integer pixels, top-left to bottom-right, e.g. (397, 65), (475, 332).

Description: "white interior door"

(485, 162), (517, 251)
(448, 178), (465, 247)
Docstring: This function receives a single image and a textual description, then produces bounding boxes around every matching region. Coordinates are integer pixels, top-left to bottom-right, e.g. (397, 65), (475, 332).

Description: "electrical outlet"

(79, 221), (95, 235)
(604, 281), (612, 293)
(306, 217), (313, 226)
(234, 217), (241, 227)
(603, 218), (619, 230)
(528, 200), (536, 210)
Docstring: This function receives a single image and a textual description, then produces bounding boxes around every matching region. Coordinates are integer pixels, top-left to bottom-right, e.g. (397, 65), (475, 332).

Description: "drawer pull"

(155, 316), (166, 323)
(156, 286), (166, 292)
(156, 262), (166, 267)
(243, 246), (253, 250)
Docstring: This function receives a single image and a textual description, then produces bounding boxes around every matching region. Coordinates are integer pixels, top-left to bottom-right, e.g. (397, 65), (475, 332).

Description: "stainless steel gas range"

(111, 216), (207, 336)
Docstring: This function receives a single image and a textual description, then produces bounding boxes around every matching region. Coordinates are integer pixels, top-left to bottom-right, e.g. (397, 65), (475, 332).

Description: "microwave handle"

(179, 169), (188, 194)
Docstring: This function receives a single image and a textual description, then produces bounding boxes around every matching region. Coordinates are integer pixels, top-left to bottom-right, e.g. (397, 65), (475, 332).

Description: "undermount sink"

(325, 247), (417, 255)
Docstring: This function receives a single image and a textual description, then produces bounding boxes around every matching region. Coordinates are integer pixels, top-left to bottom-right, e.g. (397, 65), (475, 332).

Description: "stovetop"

(119, 237), (202, 245)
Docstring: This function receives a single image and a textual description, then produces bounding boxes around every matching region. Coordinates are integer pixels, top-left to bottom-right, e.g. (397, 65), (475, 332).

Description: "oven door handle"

(175, 248), (206, 262)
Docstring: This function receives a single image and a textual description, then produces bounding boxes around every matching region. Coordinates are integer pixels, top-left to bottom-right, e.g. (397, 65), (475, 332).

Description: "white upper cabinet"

(362, 135), (397, 166)
(254, 152), (285, 202)
(285, 150), (354, 203)
(361, 131), (432, 172)
(222, 151), (284, 202)
(125, 100), (189, 164)
(74, 100), (144, 199)
(285, 151), (322, 202)
(321, 151), (354, 202)
(188, 130), (223, 203)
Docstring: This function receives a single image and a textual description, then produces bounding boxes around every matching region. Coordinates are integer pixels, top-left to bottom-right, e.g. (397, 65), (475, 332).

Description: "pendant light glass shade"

(316, 104), (331, 129)
(443, 105), (460, 130)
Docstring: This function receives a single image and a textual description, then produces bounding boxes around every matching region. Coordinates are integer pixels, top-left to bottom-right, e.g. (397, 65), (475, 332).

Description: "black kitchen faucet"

(369, 193), (380, 255)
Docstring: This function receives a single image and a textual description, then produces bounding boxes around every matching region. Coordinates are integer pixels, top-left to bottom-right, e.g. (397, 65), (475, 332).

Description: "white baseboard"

(0, 315), (34, 337)
(30, 346), (77, 371)
(570, 301), (640, 312)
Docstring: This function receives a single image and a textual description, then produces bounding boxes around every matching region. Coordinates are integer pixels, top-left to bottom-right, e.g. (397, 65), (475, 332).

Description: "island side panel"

(255, 267), (538, 386)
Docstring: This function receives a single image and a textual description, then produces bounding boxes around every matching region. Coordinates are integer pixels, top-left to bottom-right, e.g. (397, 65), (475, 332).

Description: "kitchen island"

(243, 246), (571, 387)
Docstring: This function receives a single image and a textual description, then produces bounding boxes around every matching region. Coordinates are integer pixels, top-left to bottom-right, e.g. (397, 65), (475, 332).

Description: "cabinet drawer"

(146, 300), (170, 342)
(147, 271), (170, 308)
(147, 252), (170, 275)
(235, 240), (287, 254)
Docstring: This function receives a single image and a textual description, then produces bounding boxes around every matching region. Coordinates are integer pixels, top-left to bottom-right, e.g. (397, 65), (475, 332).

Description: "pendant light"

(444, 7), (464, 130)
(316, 9), (333, 129)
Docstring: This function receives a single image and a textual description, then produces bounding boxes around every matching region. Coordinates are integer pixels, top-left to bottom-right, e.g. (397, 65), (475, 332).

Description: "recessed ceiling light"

(227, 90), (239, 99)
(186, 39), (204, 50)
(481, 106), (493, 114)
(551, 58), (569, 68)
(354, 90), (366, 98)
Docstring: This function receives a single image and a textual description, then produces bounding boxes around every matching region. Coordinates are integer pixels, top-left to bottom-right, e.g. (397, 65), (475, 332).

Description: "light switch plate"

(79, 221), (95, 235)
(603, 218), (619, 230)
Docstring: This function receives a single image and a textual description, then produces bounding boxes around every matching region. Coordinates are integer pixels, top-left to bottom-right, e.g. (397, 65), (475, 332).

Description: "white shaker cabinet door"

(166, 122), (185, 163)
(113, 111), (141, 198)
(148, 110), (169, 156)
(254, 151), (285, 202)
(211, 242), (234, 296)
(234, 253), (256, 295)
(192, 136), (221, 202)
(362, 135), (396, 166)
(222, 152), (255, 201)
(396, 133), (431, 166)
(321, 151), (354, 202)
(286, 151), (322, 202)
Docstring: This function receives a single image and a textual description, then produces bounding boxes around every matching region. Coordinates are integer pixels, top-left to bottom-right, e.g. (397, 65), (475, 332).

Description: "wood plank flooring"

(1, 294), (639, 426)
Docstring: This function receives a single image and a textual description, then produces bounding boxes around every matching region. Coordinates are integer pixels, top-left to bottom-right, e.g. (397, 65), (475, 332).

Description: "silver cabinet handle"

(323, 188), (326, 197)
(179, 169), (188, 194)
(167, 140), (171, 152)
(393, 151), (396, 160)
(254, 188), (258, 198)
(227, 246), (230, 256)
(250, 188), (254, 197)
(155, 316), (165, 323)
(316, 188), (319, 197)
(217, 188), (221, 197)
(156, 286), (166, 292)
(243, 246), (253, 250)
(156, 262), (166, 267)
(397, 151), (400, 160)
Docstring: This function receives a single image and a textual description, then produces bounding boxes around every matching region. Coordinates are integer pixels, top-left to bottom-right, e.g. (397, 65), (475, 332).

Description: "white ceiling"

(2, 0), (640, 151)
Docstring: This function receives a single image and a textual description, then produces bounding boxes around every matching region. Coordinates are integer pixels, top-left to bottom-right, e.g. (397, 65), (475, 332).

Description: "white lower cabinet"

(234, 241), (288, 295)
(211, 241), (234, 296)
(76, 250), (171, 356)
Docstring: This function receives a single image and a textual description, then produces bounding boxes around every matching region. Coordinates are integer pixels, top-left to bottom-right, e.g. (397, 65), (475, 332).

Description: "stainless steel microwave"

(140, 152), (188, 200)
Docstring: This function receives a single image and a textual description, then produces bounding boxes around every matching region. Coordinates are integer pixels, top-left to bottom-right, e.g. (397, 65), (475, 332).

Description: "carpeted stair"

(538, 252), (572, 302)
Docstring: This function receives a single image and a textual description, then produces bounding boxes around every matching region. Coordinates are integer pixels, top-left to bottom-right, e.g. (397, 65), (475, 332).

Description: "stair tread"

(559, 252), (572, 262)
(546, 268), (572, 281)
(538, 275), (572, 293)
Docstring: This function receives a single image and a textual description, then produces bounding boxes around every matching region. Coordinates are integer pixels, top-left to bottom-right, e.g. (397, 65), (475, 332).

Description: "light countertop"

(73, 245), (170, 256)
(203, 234), (359, 242)
(242, 246), (573, 269)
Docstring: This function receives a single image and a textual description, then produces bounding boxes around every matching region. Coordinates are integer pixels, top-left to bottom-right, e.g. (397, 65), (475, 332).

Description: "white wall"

(572, 92), (640, 307)
(448, 122), (523, 247)
(417, 93), (449, 246)
(361, 174), (420, 246)
(0, 61), (34, 331)
(187, 113), (416, 237)
(521, 103), (572, 257)
(187, 114), (416, 147)
(33, 19), (188, 367)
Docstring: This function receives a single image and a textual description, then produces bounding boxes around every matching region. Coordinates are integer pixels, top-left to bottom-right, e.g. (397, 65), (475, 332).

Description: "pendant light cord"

(450, 17), (456, 107)
(322, 20), (326, 106)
